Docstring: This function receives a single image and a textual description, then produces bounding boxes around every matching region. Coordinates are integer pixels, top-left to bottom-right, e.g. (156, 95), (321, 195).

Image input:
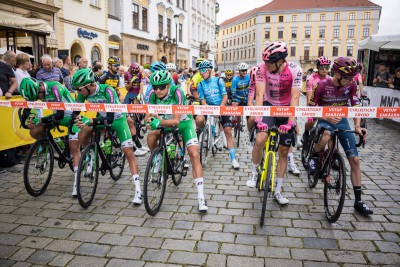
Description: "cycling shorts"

(178, 119), (199, 148)
(94, 116), (133, 149)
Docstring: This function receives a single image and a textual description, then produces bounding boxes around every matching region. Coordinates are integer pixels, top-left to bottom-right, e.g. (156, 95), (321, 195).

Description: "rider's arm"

(161, 113), (181, 127)
(125, 73), (132, 90)
(197, 82), (206, 105)
(357, 75), (364, 95)
(231, 77), (237, 102)
(219, 78), (228, 106)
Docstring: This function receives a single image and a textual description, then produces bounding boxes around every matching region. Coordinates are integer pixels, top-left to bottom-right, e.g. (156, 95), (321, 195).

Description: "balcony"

(300, 56), (318, 63)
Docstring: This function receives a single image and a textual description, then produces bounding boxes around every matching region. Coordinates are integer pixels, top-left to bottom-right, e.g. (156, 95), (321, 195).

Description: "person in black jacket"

(389, 67), (400, 90)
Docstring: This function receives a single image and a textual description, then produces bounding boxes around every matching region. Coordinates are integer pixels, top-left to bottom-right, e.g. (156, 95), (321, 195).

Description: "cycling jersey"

(309, 78), (359, 107)
(256, 62), (302, 106)
(198, 77), (227, 106)
(223, 77), (233, 100)
(99, 71), (119, 89)
(231, 75), (250, 103)
(306, 73), (330, 93)
(144, 80), (175, 103)
(124, 72), (143, 94)
(191, 72), (203, 91)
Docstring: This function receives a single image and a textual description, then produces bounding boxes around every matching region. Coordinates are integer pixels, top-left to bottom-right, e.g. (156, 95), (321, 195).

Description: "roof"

(219, 0), (380, 27)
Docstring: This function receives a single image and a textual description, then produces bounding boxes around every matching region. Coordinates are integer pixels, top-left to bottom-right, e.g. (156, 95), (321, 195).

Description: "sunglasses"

(199, 68), (208, 74)
(226, 75), (232, 77)
(77, 84), (91, 92)
(153, 84), (167, 91)
(112, 64), (120, 67)
(318, 65), (330, 70)
(264, 60), (277, 65)
(342, 76), (354, 81)
(239, 70), (247, 72)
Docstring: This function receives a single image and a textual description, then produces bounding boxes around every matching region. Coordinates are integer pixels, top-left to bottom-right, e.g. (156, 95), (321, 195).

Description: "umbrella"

(0, 47), (34, 58)
(358, 34), (400, 52)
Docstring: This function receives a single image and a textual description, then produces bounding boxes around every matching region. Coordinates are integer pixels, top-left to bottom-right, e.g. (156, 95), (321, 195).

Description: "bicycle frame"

(90, 126), (117, 173)
(44, 124), (72, 168)
(205, 115), (222, 151)
(158, 127), (185, 175)
(258, 128), (278, 192)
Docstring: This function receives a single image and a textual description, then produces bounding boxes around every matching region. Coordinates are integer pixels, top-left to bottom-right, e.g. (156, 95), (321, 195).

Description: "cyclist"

(306, 56), (331, 104)
(196, 60), (240, 170)
(145, 70), (208, 212)
(231, 63), (250, 106)
(223, 69), (234, 102)
(99, 56), (122, 100)
(354, 62), (365, 97)
(247, 41), (302, 205)
(308, 57), (372, 216)
(72, 68), (143, 205)
(19, 77), (81, 196)
(144, 61), (171, 103)
(187, 58), (206, 100)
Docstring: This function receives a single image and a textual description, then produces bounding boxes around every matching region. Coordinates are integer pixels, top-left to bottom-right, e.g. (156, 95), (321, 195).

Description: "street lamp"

(173, 14), (179, 67)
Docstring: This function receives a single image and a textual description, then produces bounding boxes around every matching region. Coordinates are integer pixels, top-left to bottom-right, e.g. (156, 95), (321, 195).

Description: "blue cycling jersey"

(231, 74), (250, 103)
(198, 77), (227, 105)
(144, 79), (175, 103)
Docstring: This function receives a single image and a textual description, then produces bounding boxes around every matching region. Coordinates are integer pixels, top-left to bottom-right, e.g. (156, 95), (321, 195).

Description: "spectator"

(35, 54), (63, 83)
(53, 57), (63, 69)
(92, 63), (104, 82)
(78, 57), (88, 69)
(118, 66), (126, 89)
(0, 60), (17, 98)
(160, 55), (168, 64)
(373, 63), (390, 88)
(92, 60), (101, 66)
(389, 67), (400, 90)
(14, 53), (32, 93)
(3, 50), (16, 70)
(60, 56), (71, 78)
(64, 65), (79, 92)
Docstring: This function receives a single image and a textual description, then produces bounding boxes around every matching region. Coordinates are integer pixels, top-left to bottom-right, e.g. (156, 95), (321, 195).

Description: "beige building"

(216, 0), (381, 71)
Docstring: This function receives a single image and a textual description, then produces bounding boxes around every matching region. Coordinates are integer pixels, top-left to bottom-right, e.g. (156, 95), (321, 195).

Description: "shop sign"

(109, 41), (120, 49)
(137, 43), (149, 50)
(77, 28), (98, 40)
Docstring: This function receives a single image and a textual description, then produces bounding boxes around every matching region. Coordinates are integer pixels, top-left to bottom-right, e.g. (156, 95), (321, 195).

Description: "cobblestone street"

(1, 113), (400, 266)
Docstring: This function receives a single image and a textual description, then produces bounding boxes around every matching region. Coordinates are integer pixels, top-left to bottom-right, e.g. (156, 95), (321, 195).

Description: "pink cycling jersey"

(306, 73), (330, 93)
(255, 62), (302, 106)
(124, 72), (143, 94)
(309, 78), (359, 107)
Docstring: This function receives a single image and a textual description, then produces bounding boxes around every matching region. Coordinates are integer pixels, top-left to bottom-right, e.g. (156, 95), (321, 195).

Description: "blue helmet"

(198, 60), (213, 70)
(150, 61), (166, 72)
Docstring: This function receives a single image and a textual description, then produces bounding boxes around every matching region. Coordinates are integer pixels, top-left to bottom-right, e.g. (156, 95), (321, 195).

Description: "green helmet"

(20, 77), (40, 101)
(72, 68), (95, 87)
(150, 70), (172, 86)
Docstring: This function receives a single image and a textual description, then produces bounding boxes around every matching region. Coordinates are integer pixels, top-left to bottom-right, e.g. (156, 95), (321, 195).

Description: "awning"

(0, 47), (34, 58)
(358, 34), (400, 52)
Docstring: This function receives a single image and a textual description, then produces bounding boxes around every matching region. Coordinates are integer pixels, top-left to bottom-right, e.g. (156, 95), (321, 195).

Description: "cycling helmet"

(20, 77), (40, 101)
(196, 58), (206, 67)
(249, 66), (259, 83)
(150, 61), (166, 72)
(150, 70), (172, 86)
(332, 57), (359, 76)
(316, 56), (331, 66)
(107, 56), (120, 65)
(130, 62), (140, 73)
(166, 63), (176, 71)
(197, 60), (213, 70)
(224, 69), (233, 75)
(72, 68), (96, 87)
(237, 63), (248, 71)
(262, 41), (288, 62)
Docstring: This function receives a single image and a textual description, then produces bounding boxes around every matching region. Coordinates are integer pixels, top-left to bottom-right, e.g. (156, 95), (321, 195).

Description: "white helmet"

(166, 63), (176, 71)
(237, 62), (248, 71)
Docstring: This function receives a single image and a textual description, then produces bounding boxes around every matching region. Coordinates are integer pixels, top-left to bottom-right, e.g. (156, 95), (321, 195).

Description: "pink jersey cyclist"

(306, 73), (330, 93)
(309, 78), (359, 107)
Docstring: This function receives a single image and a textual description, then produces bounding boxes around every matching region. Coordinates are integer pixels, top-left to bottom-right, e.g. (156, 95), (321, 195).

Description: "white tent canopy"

(358, 34), (400, 52)
(0, 47), (34, 59)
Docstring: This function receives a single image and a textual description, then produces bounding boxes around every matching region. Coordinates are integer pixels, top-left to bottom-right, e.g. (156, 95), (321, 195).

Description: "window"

(158, 15), (163, 36)
(333, 29), (340, 38)
(142, 7), (148, 31)
(304, 47), (310, 60)
(349, 12), (355, 20)
(334, 13), (340, 20)
(347, 46), (353, 56)
(292, 29), (297, 38)
(132, 4), (139, 29)
(305, 30), (311, 38)
(306, 14), (311, 22)
(167, 18), (171, 38)
(179, 23), (183, 42)
(363, 28), (369, 37)
(318, 47), (324, 57)
(279, 16), (283, 22)
(278, 31), (283, 39)
(265, 16), (270, 23)
(265, 31), (270, 39)
(348, 28), (354, 37)
(319, 29), (325, 38)
(320, 14), (326, 21)
(364, 12), (370, 19)
(90, 0), (99, 7)
(290, 47), (296, 57)
(332, 46), (338, 57)
(292, 15), (297, 22)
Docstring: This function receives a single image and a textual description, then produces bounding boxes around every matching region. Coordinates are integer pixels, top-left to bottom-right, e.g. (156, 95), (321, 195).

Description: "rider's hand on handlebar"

(278, 121), (294, 134)
(327, 117), (342, 124)
(255, 117), (268, 131)
(355, 126), (368, 140)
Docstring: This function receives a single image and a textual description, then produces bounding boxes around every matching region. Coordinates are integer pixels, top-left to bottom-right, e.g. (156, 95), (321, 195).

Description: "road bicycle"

(143, 126), (188, 216)
(301, 125), (320, 188)
(232, 115), (246, 148)
(199, 115), (223, 168)
(23, 119), (74, 197)
(76, 123), (125, 208)
(128, 96), (147, 139)
(359, 95), (370, 129)
(306, 127), (365, 222)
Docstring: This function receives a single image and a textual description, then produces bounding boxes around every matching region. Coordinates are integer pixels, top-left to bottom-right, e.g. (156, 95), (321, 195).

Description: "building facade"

(217, 0), (381, 71)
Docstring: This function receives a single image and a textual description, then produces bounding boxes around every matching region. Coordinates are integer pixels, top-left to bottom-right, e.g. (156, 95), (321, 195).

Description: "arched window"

(91, 46), (101, 65)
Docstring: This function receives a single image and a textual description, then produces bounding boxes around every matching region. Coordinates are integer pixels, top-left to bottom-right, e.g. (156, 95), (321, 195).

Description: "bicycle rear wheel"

(76, 143), (99, 208)
(234, 117), (241, 148)
(324, 152), (346, 223)
(23, 139), (54, 197)
(199, 125), (209, 168)
(143, 147), (167, 216)
(360, 118), (367, 129)
(260, 153), (273, 227)
(109, 138), (125, 181)
(171, 143), (185, 186)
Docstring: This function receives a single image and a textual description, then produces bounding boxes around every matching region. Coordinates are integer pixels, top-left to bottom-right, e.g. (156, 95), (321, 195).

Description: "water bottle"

(167, 142), (176, 159)
(99, 141), (105, 151)
(54, 138), (65, 150)
(104, 140), (112, 155)
(211, 125), (215, 137)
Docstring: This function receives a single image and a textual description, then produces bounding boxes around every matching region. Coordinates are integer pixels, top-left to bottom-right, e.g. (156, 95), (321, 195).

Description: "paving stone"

(291, 248), (327, 261)
(338, 240), (376, 251)
(0, 259), (15, 267)
(47, 253), (74, 267)
(255, 246), (290, 258)
(365, 252), (400, 265)
(303, 237), (338, 249)
(286, 228), (317, 238)
(303, 262), (339, 267)
(193, 222), (223, 231)
(161, 239), (196, 251)
(69, 230), (104, 242)
(94, 223), (126, 233)
(130, 237), (163, 249)
(45, 240), (81, 253)
(206, 254), (227, 267)
(223, 223), (254, 234)
(227, 256), (264, 267)
(27, 250), (58, 265)
(0, 233), (25, 245)
(153, 229), (186, 239)
(0, 245), (19, 258)
(123, 226), (155, 237)
(105, 259), (145, 267)
(75, 243), (111, 257)
(196, 241), (219, 253)
(184, 230), (203, 240)
(173, 221), (194, 230)
(97, 233), (133, 246)
(374, 241), (400, 253)
(348, 231), (382, 241)
(9, 247), (35, 262)
(168, 251), (207, 265)
(269, 236), (303, 248)
(263, 258), (303, 267)
(202, 231), (235, 242)
(142, 249), (170, 262)
(37, 228), (73, 239)
(17, 236), (53, 249)
(326, 251), (366, 264)
(67, 255), (108, 267)
(220, 243), (254, 256)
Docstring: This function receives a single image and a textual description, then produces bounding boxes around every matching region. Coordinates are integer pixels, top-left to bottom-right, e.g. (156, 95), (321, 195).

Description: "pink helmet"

(249, 66), (259, 83)
(316, 56), (331, 66)
(332, 57), (359, 76)
(262, 41), (288, 62)
(130, 62), (140, 73)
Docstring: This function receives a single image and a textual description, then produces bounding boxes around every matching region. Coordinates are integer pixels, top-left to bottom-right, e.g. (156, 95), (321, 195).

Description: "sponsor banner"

(364, 86), (400, 122)
(295, 106), (323, 118)
(47, 102), (65, 110)
(194, 105), (220, 115)
(27, 102), (47, 109)
(322, 106), (348, 118)
(65, 103), (85, 111)
(243, 106), (270, 117)
(148, 104), (172, 115)
(270, 106), (295, 117)
(127, 104), (148, 114)
(377, 107), (400, 118)
(221, 106), (243, 116)
(348, 107), (377, 118)
(172, 105), (194, 115)
(105, 104), (127, 113)
(10, 101), (28, 108)
(0, 100), (11, 107)
(85, 103), (105, 112)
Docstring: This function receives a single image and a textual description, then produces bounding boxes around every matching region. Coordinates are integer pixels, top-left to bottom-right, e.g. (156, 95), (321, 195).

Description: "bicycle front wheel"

(23, 139), (54, 197)
(109, 139), (125, 181)
(324, 152), (346, 223)
(260, 153), (274, 227)
(143, 147), (167, 216)
(76, 143), (99, 208)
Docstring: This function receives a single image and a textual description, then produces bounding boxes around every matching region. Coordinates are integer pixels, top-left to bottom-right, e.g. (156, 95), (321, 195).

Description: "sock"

(252, 163), (258, 173)
(132, 174), (141, 193)
(194, 177), (205, 200)
(353, 186), (362, 202)
(275, 177), (284, 192)
(73, 167), (78, 186)
(228, 148), (236, 161)
(287, 152), (294, 167)
(132, 135), (142, 148)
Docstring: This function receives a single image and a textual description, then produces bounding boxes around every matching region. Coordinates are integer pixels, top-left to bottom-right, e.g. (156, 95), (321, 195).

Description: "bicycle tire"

(76, 143), (99, 208)
(260, 153), (273, 227)
(171, 142), (184, 186)
(200, 125), (209, 168)
(23, 139), (54, 197)
(324, 152), (346, 223)
(249, 125), (256, 146)
(236, 118), (241, 148)
(360, 118), (367, 129)
(301, 134), (310, 169)
(143, 147), (167, 216)
(109, 138), (125, 181)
